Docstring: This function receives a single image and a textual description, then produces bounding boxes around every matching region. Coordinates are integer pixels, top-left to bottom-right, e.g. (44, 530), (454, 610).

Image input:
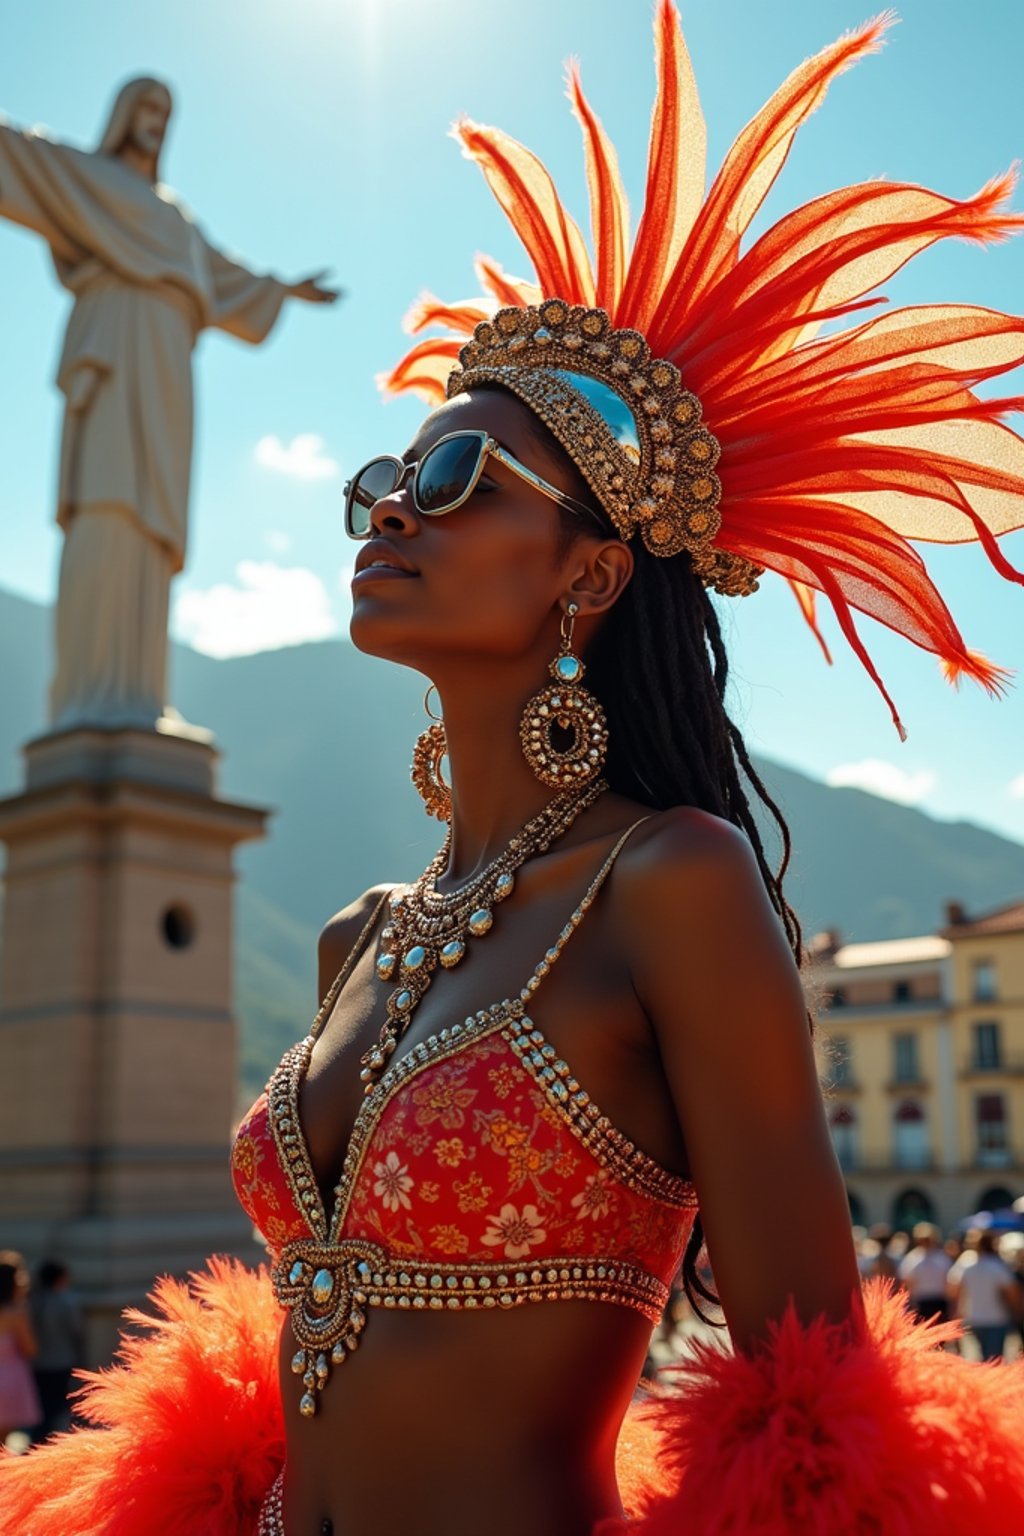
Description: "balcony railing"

(959, 1055), (1024, 1077)
(834, 1150), (1024, 1175)
(835, 1151), (939, 1173)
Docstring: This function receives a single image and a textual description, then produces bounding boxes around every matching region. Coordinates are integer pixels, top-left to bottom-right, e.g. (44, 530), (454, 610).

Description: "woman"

(0, 1254), (42, 1451)
(4, 7), (1024, 1534)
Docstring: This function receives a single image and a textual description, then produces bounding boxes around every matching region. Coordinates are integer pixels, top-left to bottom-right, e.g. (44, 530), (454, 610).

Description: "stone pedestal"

(0, 723), (269, 1363)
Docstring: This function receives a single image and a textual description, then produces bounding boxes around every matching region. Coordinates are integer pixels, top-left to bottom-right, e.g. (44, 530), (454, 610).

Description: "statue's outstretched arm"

(0, 118), (92, 263)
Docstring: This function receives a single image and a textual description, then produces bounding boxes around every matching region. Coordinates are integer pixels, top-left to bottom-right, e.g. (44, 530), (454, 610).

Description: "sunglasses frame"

(343, 429), (606, 540)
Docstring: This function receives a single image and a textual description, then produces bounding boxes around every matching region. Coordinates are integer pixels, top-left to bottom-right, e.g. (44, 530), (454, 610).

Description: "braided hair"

(515, 397), (808, 1322)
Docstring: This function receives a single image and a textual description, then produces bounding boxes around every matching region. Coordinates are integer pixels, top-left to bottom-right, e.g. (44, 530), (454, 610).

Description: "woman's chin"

(348, 609), (421, 666)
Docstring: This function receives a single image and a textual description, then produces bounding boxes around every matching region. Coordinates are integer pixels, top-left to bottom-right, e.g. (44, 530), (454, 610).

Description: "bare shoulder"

(614, 803), (763, 911)
(317, 883), (396, 1001)
(609, 803), (803, 1043)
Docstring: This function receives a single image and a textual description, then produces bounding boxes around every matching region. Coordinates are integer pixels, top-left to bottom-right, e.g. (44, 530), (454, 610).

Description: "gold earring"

(411, 685), (452, 821)
(519, 603), (608, 789)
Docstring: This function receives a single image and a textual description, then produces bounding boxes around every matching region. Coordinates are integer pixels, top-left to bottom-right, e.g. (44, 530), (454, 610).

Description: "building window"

(892, 1032), (919, 1083)
(972, 959), (997, 1002)
(830, 1036), (854, 1088)
(830, 1105), (857, 1170)
(975, 1094), (1009, 1166)
(893, 1100), (930, 1169)
(891, 1188), (935, 1231)
(893, 980), (912, 1004)
(976, 1185), (1014, 1214)
(972, 1021), (1002, 1071)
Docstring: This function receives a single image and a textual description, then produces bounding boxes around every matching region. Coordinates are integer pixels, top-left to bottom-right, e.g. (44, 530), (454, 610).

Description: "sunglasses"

(343, 429), (605, 540)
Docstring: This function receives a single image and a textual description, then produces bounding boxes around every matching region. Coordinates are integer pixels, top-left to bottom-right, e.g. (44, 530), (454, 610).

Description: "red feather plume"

(381, 2), (1024, 737)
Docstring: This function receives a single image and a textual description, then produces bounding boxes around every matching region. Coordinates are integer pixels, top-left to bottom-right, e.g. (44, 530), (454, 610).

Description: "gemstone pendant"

(439, 939), (466, 969)
(468, 908), (493, 936)
(311, 1269), (335, 1306)
(299, 1392), (317, 1418)
(494, 872), (515, 901)
(402, 945), (426, 972)
(291, 1349), (307, 1375)
(376, 952), (396, 981)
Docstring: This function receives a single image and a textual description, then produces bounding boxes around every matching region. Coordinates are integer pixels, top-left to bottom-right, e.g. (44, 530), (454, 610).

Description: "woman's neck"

(436, 679), (580, 886)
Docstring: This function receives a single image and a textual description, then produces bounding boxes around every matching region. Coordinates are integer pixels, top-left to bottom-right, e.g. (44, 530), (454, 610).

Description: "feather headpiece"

(382, 4), (1024, 739)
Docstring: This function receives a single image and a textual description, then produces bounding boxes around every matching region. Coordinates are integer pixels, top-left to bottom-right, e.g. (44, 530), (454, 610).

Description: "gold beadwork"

(359, 781), (607, 1091)
(519, 603), (608, 789)
(410, 720), (452, 822)
(257, 1470), (286, 1534)
(446, 300), (761, 597)
(266, 816), (698, 1424)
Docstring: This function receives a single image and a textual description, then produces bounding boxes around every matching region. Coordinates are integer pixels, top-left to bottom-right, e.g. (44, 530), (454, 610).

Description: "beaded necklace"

(360, 779), (607, 1090)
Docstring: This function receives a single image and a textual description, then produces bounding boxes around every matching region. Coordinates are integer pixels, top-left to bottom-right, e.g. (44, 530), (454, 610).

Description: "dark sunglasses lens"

(415, 436), (483, 514)
(347, 459), (401, 536)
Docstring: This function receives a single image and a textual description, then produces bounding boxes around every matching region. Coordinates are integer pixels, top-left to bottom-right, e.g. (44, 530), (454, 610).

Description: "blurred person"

(0, 1252), (42, 1448)
(30, 1260), (84, 1442)
(899, 1223), (952, 1324)
(1000, 1235), (1024, 1354)
(5, 7), (1024, 1533)
(864, 1224), (899, 1283)
(948, 1231), (1020, 1362)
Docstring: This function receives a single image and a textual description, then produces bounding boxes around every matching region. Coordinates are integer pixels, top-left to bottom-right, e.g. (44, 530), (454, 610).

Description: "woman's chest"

(299, 903), (652, 1212)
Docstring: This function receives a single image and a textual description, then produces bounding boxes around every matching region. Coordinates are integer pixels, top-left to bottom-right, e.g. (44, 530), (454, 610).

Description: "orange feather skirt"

(1, 1259), (1023, 1535)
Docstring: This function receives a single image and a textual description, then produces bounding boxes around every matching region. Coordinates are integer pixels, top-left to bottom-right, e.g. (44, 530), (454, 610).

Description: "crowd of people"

(858, 1220), (1024, 1360)
(0, 1252), (84, 1451)
(649, 1215), (1024, 1370)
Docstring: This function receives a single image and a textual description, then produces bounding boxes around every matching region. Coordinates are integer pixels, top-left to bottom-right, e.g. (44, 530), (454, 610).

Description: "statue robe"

(0, 117), (289, 726)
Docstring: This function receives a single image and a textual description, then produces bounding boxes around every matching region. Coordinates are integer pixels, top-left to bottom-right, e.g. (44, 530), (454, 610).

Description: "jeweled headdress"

(382, 5), (1024, 738)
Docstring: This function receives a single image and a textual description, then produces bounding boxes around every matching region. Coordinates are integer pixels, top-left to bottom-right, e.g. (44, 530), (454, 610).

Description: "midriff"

(277, 1299), (652, 1536)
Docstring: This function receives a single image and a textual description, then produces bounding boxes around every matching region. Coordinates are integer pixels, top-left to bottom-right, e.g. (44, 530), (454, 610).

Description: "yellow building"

(810, 899), (1024, 1233)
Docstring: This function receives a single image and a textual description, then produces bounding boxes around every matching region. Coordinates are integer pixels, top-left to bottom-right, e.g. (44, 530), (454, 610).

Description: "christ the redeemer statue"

(0, 75), (339, 730)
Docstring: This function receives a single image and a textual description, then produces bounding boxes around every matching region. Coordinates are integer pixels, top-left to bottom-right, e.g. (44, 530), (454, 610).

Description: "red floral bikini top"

(231, 821), (699, 1416)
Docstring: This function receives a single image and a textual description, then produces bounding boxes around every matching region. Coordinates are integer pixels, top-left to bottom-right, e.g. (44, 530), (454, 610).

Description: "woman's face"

(348, 389), (611, 676)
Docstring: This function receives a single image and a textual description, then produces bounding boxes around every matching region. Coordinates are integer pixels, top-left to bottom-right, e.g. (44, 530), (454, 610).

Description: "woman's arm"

(620, 807), (860, 1352)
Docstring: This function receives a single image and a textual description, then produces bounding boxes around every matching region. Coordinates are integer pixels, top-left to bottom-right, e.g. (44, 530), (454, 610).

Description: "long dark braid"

(511, 389), (809, 1321)
(584, 545), (808, 1321)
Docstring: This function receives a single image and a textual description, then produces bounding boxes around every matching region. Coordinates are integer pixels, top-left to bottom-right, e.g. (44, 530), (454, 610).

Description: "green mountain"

(2, 585), (1023, 1096)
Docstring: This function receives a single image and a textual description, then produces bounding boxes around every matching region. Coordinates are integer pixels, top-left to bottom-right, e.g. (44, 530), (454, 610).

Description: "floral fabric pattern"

(340, 1033), (693, 1282)
(230, 1092), (309, 1252)
(233, 1022), (696, 1292)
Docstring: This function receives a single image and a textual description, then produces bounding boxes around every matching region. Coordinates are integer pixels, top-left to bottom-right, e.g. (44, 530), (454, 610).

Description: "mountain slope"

(2, 586), (1022, 1092)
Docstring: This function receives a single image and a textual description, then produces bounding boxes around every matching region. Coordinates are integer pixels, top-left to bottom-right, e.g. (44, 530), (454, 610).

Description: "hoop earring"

(411, 685), (452, 822)
(519, 603), (608, 789)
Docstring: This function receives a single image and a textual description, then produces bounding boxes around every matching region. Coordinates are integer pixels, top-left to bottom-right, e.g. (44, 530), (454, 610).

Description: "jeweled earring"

(519, 603), (608, 788)
(411, 685), (452, 822)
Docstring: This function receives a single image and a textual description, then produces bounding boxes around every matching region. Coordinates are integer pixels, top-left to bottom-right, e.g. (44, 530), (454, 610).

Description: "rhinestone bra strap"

(514, 816), (651, 1012)
(310, 887), (394, 1042)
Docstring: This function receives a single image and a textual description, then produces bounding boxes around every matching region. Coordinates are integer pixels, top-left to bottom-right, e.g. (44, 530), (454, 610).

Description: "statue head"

(98, 76), (173, 177)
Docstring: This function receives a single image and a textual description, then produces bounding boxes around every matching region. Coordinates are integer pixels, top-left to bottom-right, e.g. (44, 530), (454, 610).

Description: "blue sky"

(1, 0), (1022, 843)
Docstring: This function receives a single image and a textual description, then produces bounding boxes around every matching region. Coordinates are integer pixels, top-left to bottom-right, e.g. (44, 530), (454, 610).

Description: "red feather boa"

(1, 1260), (1022, 1534)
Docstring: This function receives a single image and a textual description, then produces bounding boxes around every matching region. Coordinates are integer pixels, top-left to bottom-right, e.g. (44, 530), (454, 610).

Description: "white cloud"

(264, 529), (292, 555)
(173, 561), (339, 658)
(255, 433), (339, 481)
(1009, 772), (1024, 799)
(826, 758), (937, 806)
